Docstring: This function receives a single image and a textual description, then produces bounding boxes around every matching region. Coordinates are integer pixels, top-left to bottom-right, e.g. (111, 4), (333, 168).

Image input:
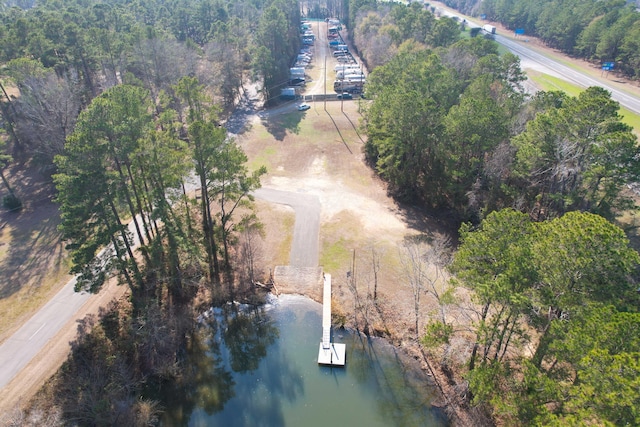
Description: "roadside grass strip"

(529, 72), (640, 134)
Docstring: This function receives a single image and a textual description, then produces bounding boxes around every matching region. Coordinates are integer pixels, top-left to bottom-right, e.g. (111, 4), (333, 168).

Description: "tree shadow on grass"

(394, 201), (461, 246)
(261, 106), (304, 141)
(325, 110), (353, 154)
(0, 165), (66, 300)
(342, 108), (365, 144)
(225, 95), (260, 136)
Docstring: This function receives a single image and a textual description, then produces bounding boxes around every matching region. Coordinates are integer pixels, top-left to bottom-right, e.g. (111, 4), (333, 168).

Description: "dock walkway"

(317, 274), (346, 366)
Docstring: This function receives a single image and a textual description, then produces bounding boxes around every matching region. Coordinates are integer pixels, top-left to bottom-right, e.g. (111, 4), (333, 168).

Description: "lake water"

(157, 294), (448, 426)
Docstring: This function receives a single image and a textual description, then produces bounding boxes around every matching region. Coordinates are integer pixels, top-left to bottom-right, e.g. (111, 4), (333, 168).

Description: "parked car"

(337, 93), (353, 100)
(297, 103), (311, 111)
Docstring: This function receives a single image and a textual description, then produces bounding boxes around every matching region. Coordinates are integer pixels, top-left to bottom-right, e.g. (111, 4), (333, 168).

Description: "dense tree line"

(0, 0), (291, 421)
(355, 4), (639, 223)
(36, 56), (267, 427)
(0, 0), (298, 183)
(442, 0), (640, 79)
(55, 78), (265, 304)
(451, 209), (640, 425)
(253, 0), (301, 102)
(347, 2), (463, 69)
(305, 0), (344, 20)
(352, 4), (640, 425)
(363, 37), (639, 222)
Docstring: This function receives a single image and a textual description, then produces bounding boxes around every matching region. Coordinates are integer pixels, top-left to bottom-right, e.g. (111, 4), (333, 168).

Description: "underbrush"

(11, 295), (195, 426)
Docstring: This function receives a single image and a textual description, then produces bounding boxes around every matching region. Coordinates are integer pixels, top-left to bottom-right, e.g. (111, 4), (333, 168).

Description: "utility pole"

(352, 249), (356, 290)
(324, 54), (327, 112)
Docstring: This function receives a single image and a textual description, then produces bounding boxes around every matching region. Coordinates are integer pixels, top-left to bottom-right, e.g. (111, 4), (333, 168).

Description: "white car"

(297, 103), (311, 111)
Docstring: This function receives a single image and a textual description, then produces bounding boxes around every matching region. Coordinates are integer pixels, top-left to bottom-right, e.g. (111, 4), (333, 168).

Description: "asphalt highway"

(495, 34), (640, 115)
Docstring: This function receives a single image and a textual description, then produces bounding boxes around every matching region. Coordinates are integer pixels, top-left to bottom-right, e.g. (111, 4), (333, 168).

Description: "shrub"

(2, 193), (22, 211)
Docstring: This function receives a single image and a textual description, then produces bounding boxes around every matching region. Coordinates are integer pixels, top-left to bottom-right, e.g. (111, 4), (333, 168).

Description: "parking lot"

(288, 19), (367, 101)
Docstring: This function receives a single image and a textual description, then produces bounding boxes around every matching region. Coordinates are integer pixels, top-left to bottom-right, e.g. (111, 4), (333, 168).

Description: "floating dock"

(317, 274), (346, 366)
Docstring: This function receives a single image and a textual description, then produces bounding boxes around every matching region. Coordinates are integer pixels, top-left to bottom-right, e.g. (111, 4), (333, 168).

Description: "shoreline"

(267, 290), (484, 426)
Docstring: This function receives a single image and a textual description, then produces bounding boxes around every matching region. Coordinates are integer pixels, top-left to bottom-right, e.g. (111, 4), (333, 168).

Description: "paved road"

(0, 278), (88, 389)
(0, 221), (133, 390)
(254, 188), (320, 268)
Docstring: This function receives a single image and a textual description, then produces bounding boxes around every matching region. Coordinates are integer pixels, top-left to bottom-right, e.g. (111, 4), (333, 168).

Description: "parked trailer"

(290, 67), (305, 78)
(482, 24), (496, 34)
(337, 56), (355, 63)
(281, 87), (296, 99)
(336, 70), (364, 79)
(334, 79), (365, 93)
(334, 64), (360, 72)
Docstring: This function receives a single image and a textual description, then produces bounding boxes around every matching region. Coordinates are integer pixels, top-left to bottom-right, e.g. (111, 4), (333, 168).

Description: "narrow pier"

(317, 273), (346, 366)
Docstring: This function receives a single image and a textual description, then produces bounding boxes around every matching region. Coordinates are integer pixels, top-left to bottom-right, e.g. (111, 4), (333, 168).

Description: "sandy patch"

(267, 172), (407, 236)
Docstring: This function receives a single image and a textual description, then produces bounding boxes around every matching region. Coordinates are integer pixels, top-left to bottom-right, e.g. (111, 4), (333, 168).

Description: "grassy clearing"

(496, 39), (510, 56)
(320, 238), (353, 272)
(320, 211), (361, 272)
(247, 146), (277, 173)
(621, 107), (640, 133)
(254, 200), (294, 268)
(528, 72), (640, 134)
(276, 213), (295, 264)
(240, 100), (413, 282)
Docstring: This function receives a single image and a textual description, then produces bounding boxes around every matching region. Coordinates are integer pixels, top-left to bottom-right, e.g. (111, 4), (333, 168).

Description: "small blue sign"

(480, 14), (486, 19)
(515, 28), (525, 35)
(603, 61), (615, 69)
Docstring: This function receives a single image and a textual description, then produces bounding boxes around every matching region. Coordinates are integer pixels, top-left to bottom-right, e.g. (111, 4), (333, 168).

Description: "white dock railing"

(322, 274), (332, 349)
(318, 273), (346, 366)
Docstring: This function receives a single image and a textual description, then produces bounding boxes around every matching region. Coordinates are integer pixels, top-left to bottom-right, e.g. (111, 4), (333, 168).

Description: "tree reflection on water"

(157, 303), (280, 425)
(223, 304), (279, 373)
(156, 297), (447, 427)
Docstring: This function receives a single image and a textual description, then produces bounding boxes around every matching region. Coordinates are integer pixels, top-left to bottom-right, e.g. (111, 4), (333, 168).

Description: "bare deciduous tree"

(128, 37), (199, 103)
(13, 71), (81, 171)
(237, 218), (265, 288)
(346, 249), (375, 334)
(423, 235), (454, 325)
(203, 38), (244, 107)
(399, 236), (428, 339)
(368, 241), (383, 302)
